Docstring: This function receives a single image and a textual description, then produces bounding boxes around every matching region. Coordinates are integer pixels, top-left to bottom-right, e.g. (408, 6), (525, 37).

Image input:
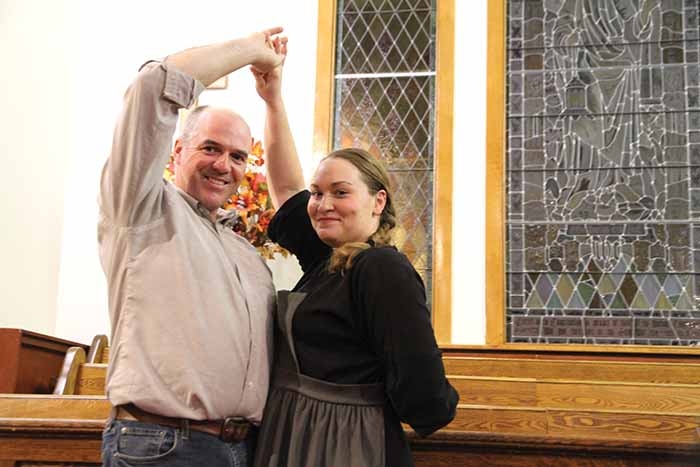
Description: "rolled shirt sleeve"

(99, 62), (204, 227)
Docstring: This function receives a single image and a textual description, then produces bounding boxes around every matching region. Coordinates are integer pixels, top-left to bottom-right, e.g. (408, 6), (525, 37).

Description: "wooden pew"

(53, 335), (108, 396)
(3, 345), (700, 466)
(408, 347), (700, 466)
(0, 335), (110, 465)
(87, 335), (108, 364)
(0, 329), (89, 394)
(64, 349), (700, 465)
(53, 357), (106, 396)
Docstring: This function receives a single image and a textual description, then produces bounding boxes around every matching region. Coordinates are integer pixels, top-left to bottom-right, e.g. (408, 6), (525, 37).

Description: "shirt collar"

(171, 182), (236, 224)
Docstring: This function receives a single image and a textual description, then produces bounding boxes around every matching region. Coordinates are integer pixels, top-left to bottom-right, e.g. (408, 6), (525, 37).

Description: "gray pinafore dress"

(254, 291), (386, 467)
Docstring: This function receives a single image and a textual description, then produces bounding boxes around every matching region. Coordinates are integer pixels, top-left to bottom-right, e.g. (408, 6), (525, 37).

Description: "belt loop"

(180, 419), (190, 439)
(108, 406), (118, 424)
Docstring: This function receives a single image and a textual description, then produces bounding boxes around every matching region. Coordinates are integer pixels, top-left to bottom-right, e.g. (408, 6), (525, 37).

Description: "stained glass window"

(506, 0), (700, 345)
(333, 0), (437, 301)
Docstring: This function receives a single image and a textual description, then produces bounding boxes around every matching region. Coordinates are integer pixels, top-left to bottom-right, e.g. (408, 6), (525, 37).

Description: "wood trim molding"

(443, 342), (700, 356)
(433, 0), (455, 344)
(313, 0), (337, 158)
(485, 0), (507, 344)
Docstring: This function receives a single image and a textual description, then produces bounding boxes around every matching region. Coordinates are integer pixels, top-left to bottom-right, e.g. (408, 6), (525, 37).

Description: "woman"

(252, 38), (459, 467)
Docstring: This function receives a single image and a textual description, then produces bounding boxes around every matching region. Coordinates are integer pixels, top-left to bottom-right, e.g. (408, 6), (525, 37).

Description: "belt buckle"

(221, 417), (249, 443)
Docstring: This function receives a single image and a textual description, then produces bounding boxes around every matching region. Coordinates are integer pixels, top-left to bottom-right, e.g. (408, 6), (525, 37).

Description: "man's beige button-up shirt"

(98, 62), (275, 423)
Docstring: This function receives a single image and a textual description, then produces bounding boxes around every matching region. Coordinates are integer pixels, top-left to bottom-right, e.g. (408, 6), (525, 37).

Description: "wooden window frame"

(314, 0), (454, 343)
(485, 0), (700, 355)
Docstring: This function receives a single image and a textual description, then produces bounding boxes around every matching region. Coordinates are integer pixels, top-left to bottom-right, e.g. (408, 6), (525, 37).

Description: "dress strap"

(275, 291), (308, 373)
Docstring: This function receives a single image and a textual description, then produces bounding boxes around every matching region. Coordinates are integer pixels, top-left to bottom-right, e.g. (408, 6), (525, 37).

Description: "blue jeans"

(102, 419), (252, 467)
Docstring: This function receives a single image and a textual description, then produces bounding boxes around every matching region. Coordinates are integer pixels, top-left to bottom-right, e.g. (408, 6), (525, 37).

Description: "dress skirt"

(254, 292), (386, 467)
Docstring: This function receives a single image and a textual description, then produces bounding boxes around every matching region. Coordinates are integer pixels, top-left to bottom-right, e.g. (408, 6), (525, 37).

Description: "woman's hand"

(251, 36), (287, 107)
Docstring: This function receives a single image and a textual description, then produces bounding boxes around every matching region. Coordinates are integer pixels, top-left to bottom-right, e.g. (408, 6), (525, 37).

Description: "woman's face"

(307, 158), (386, 248)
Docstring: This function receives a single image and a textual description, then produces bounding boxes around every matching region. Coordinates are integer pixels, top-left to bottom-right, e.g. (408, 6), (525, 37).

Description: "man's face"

(173, 109), (251, 219)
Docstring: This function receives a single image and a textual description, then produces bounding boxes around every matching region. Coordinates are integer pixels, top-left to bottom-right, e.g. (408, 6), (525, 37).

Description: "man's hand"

(248, 28), (286, 73)
(251, 36), (287, 107)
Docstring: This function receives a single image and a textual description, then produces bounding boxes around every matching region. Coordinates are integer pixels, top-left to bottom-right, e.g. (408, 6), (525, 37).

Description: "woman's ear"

(373, 189), (387, 216)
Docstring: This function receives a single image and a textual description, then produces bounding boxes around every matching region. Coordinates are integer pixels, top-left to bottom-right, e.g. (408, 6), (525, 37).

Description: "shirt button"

(247, 381), (254, 389)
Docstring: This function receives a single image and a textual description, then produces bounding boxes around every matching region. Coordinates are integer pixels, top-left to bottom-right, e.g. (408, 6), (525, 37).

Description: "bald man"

(98, 29), (285, 467)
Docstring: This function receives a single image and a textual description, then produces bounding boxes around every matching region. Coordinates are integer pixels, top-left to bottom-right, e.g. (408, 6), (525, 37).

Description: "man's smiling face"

(173, 108), (251, 220)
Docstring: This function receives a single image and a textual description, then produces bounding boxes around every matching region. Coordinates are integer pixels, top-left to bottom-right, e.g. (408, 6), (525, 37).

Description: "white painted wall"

(0, 0), (487, 345)
(452, 0), (487, 344)
(0, 0), (77, 335)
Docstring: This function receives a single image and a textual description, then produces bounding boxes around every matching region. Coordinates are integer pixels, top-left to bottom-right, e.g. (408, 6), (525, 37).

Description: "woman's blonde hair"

(322, 148), (397, 272)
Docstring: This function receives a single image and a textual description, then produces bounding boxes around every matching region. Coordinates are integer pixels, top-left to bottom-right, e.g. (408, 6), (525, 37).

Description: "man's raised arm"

(165, 27), (285, 86)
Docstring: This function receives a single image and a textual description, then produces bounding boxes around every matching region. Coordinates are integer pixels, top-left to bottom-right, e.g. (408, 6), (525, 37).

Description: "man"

(98, 29), (284, 466)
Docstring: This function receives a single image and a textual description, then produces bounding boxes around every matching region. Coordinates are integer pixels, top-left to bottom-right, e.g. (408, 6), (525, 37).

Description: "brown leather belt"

(114, 404), (252, 443)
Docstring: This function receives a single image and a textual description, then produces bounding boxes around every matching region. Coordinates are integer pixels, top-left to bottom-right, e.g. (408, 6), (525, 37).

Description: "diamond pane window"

(333, 0), (437, 302)
(505, 0), (700, 345)
(336, 0), (435, 74)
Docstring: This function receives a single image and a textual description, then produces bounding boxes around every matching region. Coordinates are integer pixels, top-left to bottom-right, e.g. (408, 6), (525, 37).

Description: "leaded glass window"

(506, 0), (700, 345)
(333, 0), (437, 302)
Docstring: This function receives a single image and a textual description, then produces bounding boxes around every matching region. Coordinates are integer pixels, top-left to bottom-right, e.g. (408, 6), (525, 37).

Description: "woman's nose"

(318, 195), (333, 211)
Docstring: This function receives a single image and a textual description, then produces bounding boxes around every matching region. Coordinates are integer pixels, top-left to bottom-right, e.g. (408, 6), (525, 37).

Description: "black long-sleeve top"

(268, 190), (459, 466)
